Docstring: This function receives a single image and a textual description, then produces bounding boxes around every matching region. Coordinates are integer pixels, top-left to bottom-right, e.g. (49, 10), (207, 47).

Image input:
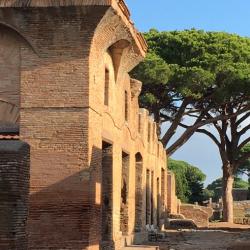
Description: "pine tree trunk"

(247, 172), (250, 200)
(222, 165), (234, 223)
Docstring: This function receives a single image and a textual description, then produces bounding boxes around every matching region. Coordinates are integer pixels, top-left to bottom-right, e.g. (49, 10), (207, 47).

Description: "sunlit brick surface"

(0, 1), (174, 249)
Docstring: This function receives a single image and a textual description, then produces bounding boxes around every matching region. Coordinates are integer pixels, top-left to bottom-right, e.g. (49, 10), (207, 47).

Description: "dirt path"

(209, 222), (250, 230)
(147, 229), (250, 250)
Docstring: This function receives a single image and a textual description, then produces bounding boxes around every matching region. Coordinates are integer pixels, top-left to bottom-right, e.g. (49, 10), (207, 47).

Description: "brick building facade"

(0, 1), (169, 249)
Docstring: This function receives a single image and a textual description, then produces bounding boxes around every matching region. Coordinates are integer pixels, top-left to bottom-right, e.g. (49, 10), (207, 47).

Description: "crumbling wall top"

(0, 0), (111, 7)
(0, 0), (148, 55)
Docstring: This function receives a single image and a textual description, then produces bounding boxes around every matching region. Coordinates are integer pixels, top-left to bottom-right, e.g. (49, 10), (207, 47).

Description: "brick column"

(0, 140), (30, 250)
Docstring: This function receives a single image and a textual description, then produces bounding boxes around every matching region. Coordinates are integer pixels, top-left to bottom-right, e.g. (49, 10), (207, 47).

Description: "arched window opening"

(108, 39), (130, 81)
(125, 91), (129, 122)
(138, 114), (141, 133)
(0, 24), (23, 136)
(104, 68), (109, 106)
(148, 122), (151, 142)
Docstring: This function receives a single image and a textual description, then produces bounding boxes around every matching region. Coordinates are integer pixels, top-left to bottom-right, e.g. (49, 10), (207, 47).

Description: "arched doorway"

(0, 23), (27, 135)
(0, 23), (30, 249)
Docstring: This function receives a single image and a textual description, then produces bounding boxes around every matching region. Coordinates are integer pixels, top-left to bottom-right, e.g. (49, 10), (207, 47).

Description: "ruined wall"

(83, 2), (168, 248)
(87, 5), (167, 248)
(0, 1), (168, 250)
(0, 140), (30, 250)
(233, 189), (249, 201)
(0, 5), (110, 249)
(234, 201), (250, 225)
(180, 204), (212, 228)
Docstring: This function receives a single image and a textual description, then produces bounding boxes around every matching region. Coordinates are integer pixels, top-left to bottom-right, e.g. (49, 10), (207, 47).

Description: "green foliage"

(133, 53), (171, 112)
(202, 188), (214, 200)
(131, 29), (250, 221)
(237, 144), (250, 198)
(168, 158), (206, 203)
(132, 29), (250, 109)
(237, 144), (250, 173)
(130, 29), (250, 155)
(207, 177), (249, 201)
(207, 177), (248, 190)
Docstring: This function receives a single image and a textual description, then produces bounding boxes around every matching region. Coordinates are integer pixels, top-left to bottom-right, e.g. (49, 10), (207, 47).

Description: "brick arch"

(108, 39), (130, 81)
(0, 23), (31, 133)
(89, 8), (145, 87)
(0, 22), (36, 54)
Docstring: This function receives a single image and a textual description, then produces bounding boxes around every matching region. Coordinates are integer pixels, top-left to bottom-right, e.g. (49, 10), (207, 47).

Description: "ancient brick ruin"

(0, 1), (175, 249)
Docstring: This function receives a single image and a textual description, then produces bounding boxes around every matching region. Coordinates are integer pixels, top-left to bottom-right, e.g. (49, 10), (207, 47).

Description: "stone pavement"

(146, 226), (250, 250)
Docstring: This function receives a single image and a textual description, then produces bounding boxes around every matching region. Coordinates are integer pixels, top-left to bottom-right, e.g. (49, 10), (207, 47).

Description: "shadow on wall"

(132, 185), (166, 246)
(133, 163), (167, 245)
(0, 141), (165, 249)
(0, 140), (30, 250)
(28, 145), (109, 250)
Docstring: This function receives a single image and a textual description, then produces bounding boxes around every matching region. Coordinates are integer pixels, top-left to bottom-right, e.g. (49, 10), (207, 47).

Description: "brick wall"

(87, 4), (167, 248)
(0, 25), (20, 132)
(0, 140), (30, 250)
(0, 2), (168, 250)
(0, 5), (109, 249)
(180, 204), (212, 228)
(234, 201), (250, 225)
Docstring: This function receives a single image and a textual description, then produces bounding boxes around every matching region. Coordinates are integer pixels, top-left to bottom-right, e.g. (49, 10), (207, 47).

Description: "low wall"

(199, 206), (213, 218)
(180, 204), (212, 228)
(234, 201), (250, 225)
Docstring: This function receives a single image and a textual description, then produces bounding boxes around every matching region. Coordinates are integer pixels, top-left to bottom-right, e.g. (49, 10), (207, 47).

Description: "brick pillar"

(161, 169), (166, 213)
(0, 140), (30, 250)
(135, 156), (143, 232)
(120, 152), (130, 235)
(167, 171), (176, 214)
(150, 171), (154, 225)
(146, 169), (150, 225)
(101, 142), (114, 250)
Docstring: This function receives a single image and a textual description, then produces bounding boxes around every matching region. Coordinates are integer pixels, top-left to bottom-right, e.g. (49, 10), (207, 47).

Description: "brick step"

(123, 245), (159, 250)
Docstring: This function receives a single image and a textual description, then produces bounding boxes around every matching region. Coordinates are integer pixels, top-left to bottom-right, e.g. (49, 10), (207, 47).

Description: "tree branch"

(238, 124), (250, 137)
(239, 137), (250, 150)
(237, 151), (250, 169)
(165, 106), (249, 156)
(196, 128), (221, 148)
(236, 112), (250, 126)
(161, 99), (190, 145)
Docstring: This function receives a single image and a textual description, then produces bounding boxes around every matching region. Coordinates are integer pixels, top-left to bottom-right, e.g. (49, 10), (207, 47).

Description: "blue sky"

(126, 0), (250, 37)
(125, 0), (250, 186)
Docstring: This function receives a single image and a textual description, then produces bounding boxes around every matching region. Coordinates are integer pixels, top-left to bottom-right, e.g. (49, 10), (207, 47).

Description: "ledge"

(0, 0), (112, 7)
